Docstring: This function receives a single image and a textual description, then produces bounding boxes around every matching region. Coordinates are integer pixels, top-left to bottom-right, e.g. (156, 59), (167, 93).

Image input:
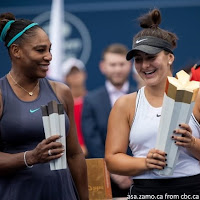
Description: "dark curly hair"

(0, 12), (40, 48)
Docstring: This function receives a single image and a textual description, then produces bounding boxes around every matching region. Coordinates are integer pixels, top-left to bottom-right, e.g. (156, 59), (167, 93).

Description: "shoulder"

(85, 86), (106, 99)
(49, 80), (71, 95)
(90, 86), (106, 95)
(110, 92), (137, 127)
(114, 92), (137, 110)
(193, 89), (200, 123)
(128, 85), (137, 93)
(48, 80), (73, 110)
(0, 76), (6, 118)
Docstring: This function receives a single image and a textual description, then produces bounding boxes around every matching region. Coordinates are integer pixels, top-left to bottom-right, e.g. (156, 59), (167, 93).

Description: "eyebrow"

(33, 44), (52, 49)
(34, 45), (47, 48)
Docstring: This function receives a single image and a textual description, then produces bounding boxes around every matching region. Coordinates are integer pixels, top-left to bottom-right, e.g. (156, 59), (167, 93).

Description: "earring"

(169, 61), (172, 65)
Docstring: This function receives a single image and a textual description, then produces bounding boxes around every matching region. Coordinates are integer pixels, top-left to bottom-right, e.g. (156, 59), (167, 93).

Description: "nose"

(115, 64), (123, 72)
(44, 52), (52, 61)
(142, 59), (150, 68)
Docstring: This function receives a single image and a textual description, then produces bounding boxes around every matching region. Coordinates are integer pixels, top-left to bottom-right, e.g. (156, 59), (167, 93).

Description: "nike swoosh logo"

(136, 38), (147, 44)
(156, 114), (161, 117)
(30, 108), (40, 113)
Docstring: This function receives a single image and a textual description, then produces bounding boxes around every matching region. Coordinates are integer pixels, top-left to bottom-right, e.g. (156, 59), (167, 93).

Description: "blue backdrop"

(1, 0), (200, 90)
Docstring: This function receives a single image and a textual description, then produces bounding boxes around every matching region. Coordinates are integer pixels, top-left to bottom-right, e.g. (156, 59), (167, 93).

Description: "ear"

(168, 53), (175, 65)
(10, 44), (21, 59)
(83, 71), (87, 80)
(99, 60), (106, 75)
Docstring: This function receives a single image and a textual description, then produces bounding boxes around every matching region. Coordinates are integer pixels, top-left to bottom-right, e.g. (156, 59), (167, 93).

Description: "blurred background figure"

(62, 58), (88, 157)
(182, 60), (200, 82)
(1, 1), (200, 92)
(190, 61), (200, 81)
(82, 43), (135, 198)
(132, 63), (145, 90)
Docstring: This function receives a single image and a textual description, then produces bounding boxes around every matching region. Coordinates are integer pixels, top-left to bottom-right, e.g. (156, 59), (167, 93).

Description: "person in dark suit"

(82, 43), (136, 197)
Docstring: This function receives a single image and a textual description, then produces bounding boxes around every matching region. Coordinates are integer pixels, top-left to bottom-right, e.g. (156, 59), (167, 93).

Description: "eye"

(36, 49), (45, 52)
(110, 63), (116, 67)
(135, 57), (142, 63)
(147, 55), (156, 60)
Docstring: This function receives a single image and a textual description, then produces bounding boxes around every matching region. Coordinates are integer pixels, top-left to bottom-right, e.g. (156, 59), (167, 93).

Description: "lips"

(144, 69), (156, 75)
(40, 63), (50, 67)
(40, 65), (49, 67)
(39, 64), (49, 72)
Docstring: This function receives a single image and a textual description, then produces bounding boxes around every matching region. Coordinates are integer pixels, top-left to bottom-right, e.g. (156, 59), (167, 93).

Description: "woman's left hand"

(172, 123), (196, 148)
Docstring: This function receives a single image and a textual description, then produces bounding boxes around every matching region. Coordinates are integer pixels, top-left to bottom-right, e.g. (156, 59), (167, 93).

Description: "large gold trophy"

(155, 70), (199, 176)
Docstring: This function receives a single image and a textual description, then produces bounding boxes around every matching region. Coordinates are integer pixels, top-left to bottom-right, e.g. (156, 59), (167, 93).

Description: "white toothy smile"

(144, 69), (156, 75)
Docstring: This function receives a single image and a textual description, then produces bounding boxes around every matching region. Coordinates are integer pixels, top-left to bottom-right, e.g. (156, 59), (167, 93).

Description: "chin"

(38, 72), (47, 79)
(147, 80), (159, 87)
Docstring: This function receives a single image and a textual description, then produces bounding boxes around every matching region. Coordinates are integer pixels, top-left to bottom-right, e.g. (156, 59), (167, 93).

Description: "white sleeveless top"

(129, 87), (200, 179)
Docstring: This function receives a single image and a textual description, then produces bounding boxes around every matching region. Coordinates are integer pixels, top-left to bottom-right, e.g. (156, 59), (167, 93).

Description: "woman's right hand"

(26, 135), (64, 165)
(146, 148), (167, 170)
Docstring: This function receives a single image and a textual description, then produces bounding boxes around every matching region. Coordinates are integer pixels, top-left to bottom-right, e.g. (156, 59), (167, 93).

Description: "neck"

(144, 81), (166, 107)
(108, 80), (126, 90)
(8, 71), (39, 96)
(114, 85), (123, 90)
(9, 69), (38, 84)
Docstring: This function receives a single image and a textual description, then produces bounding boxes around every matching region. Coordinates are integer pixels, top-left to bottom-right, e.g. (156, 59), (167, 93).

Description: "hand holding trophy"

(155, 70), (199, 176)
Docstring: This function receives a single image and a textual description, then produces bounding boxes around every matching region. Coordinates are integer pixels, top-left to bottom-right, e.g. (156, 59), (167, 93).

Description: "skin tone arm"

(52, 81), (88, 200)
(106, 81), (200, 177)
(105, 92), (166, 177)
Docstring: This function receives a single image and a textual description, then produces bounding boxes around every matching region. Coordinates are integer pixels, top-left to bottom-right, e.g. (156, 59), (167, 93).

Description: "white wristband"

(24, 151), (33, 168)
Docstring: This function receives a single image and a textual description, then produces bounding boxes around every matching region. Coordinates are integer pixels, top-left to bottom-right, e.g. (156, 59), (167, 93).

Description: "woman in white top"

(105, 8), (200, 195)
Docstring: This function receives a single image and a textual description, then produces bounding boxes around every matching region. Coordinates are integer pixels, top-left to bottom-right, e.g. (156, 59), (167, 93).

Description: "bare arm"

(52, 81), (88, 200)
(105, 93), (148, 176)
(105, 92), (167, 176)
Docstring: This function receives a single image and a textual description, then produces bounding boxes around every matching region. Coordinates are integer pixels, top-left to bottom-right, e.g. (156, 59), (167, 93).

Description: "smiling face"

(13, 28), (52, 78)
(100, 52), (131, 88)
(134, 50), (174, 87)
